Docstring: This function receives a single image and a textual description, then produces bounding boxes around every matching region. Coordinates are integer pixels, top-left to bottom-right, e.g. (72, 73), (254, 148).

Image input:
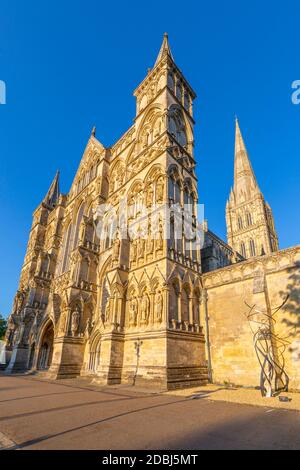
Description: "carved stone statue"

(146, 224), (154, 254)
(13, 290), (25, 315)
(35, 252), (43, 276)
(84, 318), (92, 339)
(156, 178), (164, 203)
(112, 230), (120, 263)
(156, 218), (164, 250)
(79, 218), (86, 244)
(105, 300), (112, 323)
(71, 306), (81, 337)
(146, 186), (154, 208)
(141, 294), (150, 323)
(155, 291), (163, 322)
(5, 315), (17, 348)
(129, 297), (137, 325)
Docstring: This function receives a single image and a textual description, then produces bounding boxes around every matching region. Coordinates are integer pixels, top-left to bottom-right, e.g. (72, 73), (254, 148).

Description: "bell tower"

(226, 119), (279, 258)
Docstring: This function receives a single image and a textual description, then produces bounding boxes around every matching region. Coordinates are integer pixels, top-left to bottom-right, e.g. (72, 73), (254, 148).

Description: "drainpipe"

(202, 288), (213, 383)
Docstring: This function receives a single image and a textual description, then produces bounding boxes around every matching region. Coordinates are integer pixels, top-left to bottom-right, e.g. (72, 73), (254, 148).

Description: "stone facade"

(5, 34), (300, 391)
(203, 246), (300, 390)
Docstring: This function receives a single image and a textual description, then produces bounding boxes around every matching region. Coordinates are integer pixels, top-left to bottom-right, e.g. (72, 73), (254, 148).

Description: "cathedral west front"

(4, 35), (300, 391)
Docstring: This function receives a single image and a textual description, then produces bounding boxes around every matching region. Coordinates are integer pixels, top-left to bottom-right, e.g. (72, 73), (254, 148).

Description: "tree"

(0, 314), (7, 340)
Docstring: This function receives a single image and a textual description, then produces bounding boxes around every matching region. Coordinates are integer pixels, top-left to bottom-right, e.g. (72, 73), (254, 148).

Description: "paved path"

(0, 374), (299, 450)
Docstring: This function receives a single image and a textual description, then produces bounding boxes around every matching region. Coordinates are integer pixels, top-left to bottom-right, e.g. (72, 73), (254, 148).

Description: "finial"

(154, 32), (174, 67)
(91, 126), (96, 137)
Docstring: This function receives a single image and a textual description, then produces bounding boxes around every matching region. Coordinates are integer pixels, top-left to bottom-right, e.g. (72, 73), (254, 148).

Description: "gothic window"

(176, 82), (182, 101)
(240, 241), (246, 258)
(169, 281), (179, 321)
(249, 239), (256, 257)
(246, 212), (252, 226)
(169, 216), (175, 249)
(168, 176), (181, 205)
(80, 257), (89, 283)
(168, 106), (187, 147)
(73, 203), (85, 249)
(184, 187), (194, 216)
(101, 276), (110, 320)
(238, 216), (243, 230)
(185, 237), (190, 258)
(61, 223), (73, 273)
(184, 93), (190, 111)
(169, 116), (177, 138)
(167, 72), (174, 91)
(181, 287), (189, 322)
(168, 178), (175, 203)
(175, 181), (181, 204)
(193, 289), (201, 324)
(184, 190), (189, 206)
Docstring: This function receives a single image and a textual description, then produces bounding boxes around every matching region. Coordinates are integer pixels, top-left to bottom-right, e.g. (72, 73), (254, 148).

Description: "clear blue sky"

(1, 1), (299, 317)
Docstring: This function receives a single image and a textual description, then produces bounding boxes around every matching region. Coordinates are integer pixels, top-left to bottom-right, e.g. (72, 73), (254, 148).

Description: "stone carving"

(105, 300), (112, 323)
(146, 186), (154, 208)
(146, 223), (154, 255)
(156, 177), (164, 204)
(112, 230), (120, 264)
(84, 318), (92, 339)
(71, 306), (81, 337)
(129, 297), (138, 325)
(5, 315), (17, 348)
(156, 217), (164, 251)
(155, 291), (163, 322)
(79, 217), (87, 244)
(138, 236), (145, 259)
(141, 293), (150, 323)
(4, 35), (296, 393)
(13, 290), (26, 315)
(35, 252), (44, 276)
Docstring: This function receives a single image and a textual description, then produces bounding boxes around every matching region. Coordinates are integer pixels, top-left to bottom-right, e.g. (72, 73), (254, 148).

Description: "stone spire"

(154, 32), (174, 67)
(43, 170), (60, 209)
(226, 119), (279, 258)
(233, 118), (258, 199)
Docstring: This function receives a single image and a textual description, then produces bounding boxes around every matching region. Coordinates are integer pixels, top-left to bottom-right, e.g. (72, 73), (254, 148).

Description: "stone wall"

(203, 246), (300, 391)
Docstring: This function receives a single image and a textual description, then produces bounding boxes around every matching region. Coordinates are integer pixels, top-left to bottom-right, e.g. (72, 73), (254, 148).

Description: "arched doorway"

(88, 334), (101, 374)
(38, 323), (54, 370)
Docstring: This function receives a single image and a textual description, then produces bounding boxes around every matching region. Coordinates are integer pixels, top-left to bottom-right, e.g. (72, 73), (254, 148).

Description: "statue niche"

(156, 177), (164, 204)
(112, 230), (120, 265)
(140, 293), (150, 324)
(71, 306), (81, 337)
(155, 291), (163, 323)
(129, 297), (138, 326)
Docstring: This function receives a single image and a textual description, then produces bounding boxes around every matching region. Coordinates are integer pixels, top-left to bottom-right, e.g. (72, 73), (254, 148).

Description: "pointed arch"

(73, 202), (86, 249)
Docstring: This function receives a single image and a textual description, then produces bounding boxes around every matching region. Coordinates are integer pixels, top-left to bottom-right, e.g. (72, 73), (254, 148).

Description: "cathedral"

(4, 35), (300, 391)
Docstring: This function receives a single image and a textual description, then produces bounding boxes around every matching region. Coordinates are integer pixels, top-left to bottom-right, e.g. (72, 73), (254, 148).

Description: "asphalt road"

(0, 374), (299, 450)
